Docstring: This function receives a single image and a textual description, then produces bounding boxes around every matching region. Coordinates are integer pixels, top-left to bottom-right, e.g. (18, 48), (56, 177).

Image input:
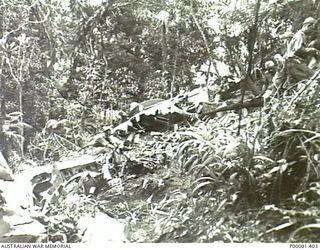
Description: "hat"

(274, 54), (284, 62)
(265, 60), (275, 69)
(303, 17), (316, 25)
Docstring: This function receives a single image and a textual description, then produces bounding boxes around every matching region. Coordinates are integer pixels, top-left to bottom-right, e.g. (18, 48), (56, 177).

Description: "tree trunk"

(170, 37), (179, 98)
(161, 22), (168, 74)
(6, 48), (25, 157)
(18, 82), (24, 157)
(0, 11), (8, 160)
(0, 59), (7, 160)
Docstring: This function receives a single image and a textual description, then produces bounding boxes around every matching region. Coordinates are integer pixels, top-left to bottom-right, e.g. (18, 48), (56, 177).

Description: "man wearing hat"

(284, 17), (320, 82)
(286, 17), (318, 58)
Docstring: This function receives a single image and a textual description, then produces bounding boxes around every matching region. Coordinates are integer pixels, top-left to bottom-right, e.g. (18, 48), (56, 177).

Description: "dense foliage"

(1, 0), (320, 243)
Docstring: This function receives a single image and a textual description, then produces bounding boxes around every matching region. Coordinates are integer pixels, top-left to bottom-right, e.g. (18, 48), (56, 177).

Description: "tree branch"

(200, 97), (263, 118)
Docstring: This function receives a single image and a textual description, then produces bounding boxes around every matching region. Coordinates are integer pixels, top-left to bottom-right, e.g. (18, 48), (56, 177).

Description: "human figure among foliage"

(284, 17), (320, 83)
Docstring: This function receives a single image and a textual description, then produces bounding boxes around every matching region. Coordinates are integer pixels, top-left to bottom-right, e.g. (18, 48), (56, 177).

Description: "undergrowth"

(13, 72), (320, 243)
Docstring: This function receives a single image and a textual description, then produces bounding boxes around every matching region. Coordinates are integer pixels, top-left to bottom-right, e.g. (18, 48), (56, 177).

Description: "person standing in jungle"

(284, 17), (320, 83)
